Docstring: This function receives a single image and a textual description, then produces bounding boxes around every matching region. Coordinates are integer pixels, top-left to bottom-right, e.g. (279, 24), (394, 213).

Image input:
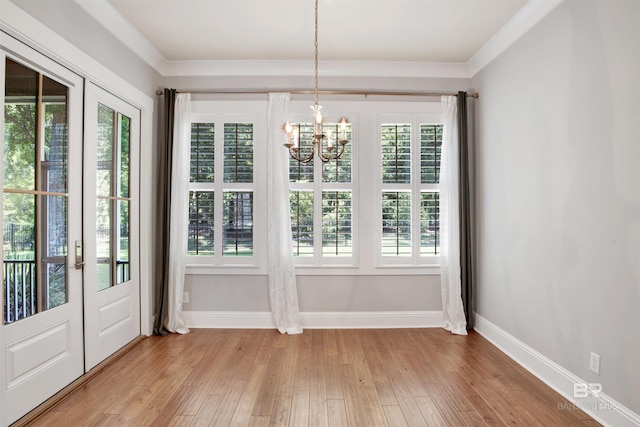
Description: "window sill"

(185, 264), (440, 276)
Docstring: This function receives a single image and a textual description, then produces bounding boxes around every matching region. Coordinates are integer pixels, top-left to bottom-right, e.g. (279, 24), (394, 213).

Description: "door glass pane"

(3, 193), (36, 322)
(97, 104), (113, 197)
(96, 197), (111, 291)
(96, 103), (113, 291)
(117, 114), (130, 284)
(44, 194), (67, 308)
(119, 114), (130, 198)
(117, 199), (129, 284)
(95, 105), (131, 289)
(3, 58), (70, 323)
(42, 75), (68, 192)
(42, 76), (69, 308)
(3, 59), (37, 192)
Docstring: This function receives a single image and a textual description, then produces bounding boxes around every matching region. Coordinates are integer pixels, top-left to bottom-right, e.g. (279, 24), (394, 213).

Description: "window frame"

(376, 111), (443, 268)
(185, 99), (442, 276)
(186, 101), (266, 274)
(287, 103), (358, 269)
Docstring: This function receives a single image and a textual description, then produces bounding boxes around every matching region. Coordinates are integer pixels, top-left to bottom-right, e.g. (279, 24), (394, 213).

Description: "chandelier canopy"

(283, 0), (350, 163)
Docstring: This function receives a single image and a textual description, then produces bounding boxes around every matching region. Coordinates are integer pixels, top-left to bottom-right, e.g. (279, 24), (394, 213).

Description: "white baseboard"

(474, 314), (640, 427)
(182, 310), (443, 329)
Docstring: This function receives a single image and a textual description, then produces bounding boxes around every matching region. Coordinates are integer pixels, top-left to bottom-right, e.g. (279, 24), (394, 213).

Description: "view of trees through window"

(188, 122), (254, 257)
(95, 103), (131, 291)
(3, 58), (69, 323)
(186, 106), (442, 269)
(381, 123), (442, 257)
(288, 122), (353, 260)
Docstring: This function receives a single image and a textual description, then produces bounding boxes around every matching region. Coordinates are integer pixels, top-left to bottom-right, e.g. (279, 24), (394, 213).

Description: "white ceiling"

(74, 0), (562, 77)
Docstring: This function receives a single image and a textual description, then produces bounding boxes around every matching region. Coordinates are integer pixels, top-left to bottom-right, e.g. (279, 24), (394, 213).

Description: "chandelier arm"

(288, 148), (315, 163)
(323, 144), (346, 163)
(318, 145), (341, 163)
(317, 152), (333, 163)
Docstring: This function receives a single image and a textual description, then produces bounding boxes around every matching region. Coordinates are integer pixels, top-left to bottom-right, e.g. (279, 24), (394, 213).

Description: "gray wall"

(184, 275), (443, 312)
(174, 74), (472, 315)
(472, 0), (639, 414)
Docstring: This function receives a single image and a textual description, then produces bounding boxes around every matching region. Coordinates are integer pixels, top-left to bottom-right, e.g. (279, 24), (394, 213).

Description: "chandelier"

(283, 0), (350, 163)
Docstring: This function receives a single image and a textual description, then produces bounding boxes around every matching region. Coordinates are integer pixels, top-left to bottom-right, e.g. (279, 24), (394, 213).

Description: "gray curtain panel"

(153, 88), (176, 336)
(457, 91), (474, 330)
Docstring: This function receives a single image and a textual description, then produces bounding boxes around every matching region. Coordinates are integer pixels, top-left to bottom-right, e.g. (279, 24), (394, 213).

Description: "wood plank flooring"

(23, 329), (600, 426)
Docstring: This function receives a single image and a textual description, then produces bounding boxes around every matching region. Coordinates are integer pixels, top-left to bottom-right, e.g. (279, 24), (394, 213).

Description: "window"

(96, 103), (131, 290)
(187, 118), (257, 265)
(379, 117), (442, 265)
(185, 100), (442, 275)
(288, 121), (354, 266)
(3, 58), (70, 322)
(419, 124), (442, 256)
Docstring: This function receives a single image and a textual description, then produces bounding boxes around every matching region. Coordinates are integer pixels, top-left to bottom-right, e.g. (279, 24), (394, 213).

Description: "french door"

(83, 83), (140, 371)
(1, 36), (141, 425)
(1, 37), (84, 425)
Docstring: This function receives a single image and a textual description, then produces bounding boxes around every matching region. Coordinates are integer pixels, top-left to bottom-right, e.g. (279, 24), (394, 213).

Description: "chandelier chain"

(282, 0), (350, 163)
(314, 0), (319, 109)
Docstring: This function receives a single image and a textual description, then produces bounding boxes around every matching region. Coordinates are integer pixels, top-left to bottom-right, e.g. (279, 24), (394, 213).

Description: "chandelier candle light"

(283, 0), (350, 163)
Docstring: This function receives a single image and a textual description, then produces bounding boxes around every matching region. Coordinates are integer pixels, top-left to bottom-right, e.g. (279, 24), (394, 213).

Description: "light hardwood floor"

(22, 328), (600, 426)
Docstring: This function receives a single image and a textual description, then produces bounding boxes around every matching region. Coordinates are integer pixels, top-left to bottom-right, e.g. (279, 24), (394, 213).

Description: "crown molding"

(73, 0), (166, 72)
(160, 59), (471, 79)
(466, 0), (567, 77)
(1, 0), (152, 109)
(75, 0), (566, 80)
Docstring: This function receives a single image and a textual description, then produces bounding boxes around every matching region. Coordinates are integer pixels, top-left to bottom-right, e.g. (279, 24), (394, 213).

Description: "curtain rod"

(154, 88), (478, 98)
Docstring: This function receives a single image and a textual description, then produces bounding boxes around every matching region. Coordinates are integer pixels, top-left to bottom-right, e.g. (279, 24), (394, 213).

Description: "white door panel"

(83, 83), (140, 371)
(1, 34), (84, 426)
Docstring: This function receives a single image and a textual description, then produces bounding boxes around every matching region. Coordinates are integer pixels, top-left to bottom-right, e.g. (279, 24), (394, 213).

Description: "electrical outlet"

(589, 352), (600, 375)
(183, 292), (190, 304)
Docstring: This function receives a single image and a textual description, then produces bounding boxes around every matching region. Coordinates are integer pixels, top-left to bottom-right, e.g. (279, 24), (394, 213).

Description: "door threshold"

(11, 335), (147, 427)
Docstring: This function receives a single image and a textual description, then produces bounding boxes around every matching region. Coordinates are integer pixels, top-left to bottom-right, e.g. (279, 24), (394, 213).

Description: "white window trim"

(288, 102), (358, 268)
(186, 102), (267, 273)
(375, 111), (443, 268)
(185, 99), (442, 276)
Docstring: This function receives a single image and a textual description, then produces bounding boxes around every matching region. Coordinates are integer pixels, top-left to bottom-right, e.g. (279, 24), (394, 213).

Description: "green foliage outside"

(188, 123), (254, 256)
(4, 76), (70, 321)
(187, 120), (440, 260)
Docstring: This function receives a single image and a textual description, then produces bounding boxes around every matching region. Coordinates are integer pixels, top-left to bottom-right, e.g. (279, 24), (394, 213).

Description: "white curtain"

(440, 96), (467, 335)
(267, 93), (303, 334)
(165, 93), (191, 334)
